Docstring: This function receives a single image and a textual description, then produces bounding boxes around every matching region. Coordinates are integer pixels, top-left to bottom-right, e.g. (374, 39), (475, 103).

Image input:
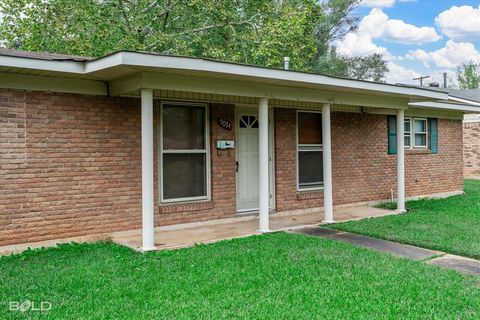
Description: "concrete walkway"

(292, 227), (480, 276)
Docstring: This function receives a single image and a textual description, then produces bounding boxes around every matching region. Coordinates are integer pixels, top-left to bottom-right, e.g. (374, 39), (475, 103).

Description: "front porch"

(112, 205), (397, 251)
(101, 53), (449, 251)
(136, 87), (409, 251)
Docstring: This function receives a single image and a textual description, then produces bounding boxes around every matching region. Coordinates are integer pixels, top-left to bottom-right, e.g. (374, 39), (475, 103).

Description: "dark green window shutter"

(388, 115), (397, 155)
(429, 118), (438, 154)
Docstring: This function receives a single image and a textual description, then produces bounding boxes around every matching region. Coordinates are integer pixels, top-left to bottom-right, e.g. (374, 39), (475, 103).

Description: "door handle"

(235, 161), (239, 173)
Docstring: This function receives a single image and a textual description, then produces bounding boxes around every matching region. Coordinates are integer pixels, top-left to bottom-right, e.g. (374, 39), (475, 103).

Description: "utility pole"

(413, 75), (430, 86)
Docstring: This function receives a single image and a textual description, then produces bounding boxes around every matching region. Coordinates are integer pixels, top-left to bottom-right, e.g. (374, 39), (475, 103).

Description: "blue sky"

(337, 0), (480, 86)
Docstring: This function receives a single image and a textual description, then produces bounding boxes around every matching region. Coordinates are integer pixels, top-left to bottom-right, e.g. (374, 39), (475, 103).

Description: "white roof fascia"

(0, 51), (450, 100)
(84, 53), (124, 74)
(464, 118), (480, 123)
(0, 55), (85, 74)
(409, 101), (480, 113)
(85, 52), (448, 100)
(449, 96), (480, 107)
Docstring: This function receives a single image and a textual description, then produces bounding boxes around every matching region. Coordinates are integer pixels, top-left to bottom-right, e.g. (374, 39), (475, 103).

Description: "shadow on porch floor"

(112, 205), (398, 252)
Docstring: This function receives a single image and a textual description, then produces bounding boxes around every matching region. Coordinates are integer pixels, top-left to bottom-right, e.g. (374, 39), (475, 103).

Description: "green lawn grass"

(1, 233), (479, 319)
(330, 179), (480, 259)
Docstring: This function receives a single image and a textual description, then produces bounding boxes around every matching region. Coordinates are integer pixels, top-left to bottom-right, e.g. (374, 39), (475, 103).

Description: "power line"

(413, 75), (430, 86)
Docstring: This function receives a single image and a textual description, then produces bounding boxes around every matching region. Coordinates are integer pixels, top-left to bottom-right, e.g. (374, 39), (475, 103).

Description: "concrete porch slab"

(111, 205), (396, 252)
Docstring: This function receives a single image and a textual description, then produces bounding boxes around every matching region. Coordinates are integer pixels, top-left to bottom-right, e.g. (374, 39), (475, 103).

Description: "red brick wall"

(0, 89), (464, 246)
(274, 109), (463, 211)
(0, 91), (146, 246)
(463, 121), (480, 175)
(0, 90), (237, 246)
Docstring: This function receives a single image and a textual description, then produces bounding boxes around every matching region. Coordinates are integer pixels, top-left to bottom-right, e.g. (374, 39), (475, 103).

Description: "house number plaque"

(218, 118), (232, 131)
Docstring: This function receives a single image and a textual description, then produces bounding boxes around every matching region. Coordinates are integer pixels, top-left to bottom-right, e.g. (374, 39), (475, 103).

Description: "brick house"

(463, 90), (480, 176)
(1, 49), (479, 251)
(419, 87), (480, 176)
(464, 115), (480, 176)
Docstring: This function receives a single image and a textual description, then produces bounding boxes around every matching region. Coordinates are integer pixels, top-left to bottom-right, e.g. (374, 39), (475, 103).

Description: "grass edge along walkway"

(292, 226), (480, 276)
(328, 179), (480, 260)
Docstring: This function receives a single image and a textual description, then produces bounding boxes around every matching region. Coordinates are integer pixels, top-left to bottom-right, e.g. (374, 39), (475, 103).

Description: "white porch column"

(322, 104), (334, 223)
(258, 98), (270, 232)
(141, 88), (156, 251)
(396, 109), (406, 212)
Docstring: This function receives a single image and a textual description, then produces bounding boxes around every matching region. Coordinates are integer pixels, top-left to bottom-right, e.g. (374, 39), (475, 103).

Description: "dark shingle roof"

(397, 83), (480, 103)
(0, 48), (91, 62)
(447, 88), (480, 102)
(424, 87), (480, 103)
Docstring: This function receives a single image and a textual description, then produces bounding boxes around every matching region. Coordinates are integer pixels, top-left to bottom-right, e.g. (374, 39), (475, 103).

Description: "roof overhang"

(409, 101), (480, 113)
(0, 51), (449, 103)
(448, 96), (480, 107)
(0, 53), (85, 74)
(85, 52), (448, 100)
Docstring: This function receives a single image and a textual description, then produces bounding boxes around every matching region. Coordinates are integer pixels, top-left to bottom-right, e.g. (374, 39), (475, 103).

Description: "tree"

(310, 0), (360, 64)
(457, 62), (480, 90)
(345, 53), (388, 82)
(0, 0), (322, 69)
(0, 0), (388, 81)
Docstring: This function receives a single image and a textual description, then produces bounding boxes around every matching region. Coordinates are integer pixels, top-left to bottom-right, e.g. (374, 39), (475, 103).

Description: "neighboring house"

(1, 48), (479, 250)
(461, 91), (480, 176)
(464, 115), (480, 176)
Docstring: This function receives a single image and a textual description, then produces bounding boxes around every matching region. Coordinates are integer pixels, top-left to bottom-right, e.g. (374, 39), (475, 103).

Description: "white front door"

(237, 112), (260, 211)
(236, 108), (274, 212)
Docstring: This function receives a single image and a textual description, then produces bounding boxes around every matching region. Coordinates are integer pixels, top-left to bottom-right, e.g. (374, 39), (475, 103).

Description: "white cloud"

(336, 9), (441, 57)
(360, 0), (416, 7)
(384, 62), (456, 86)
(407, 40), (480, 70)
(435, 5), (480, 41)
(380, 18), (441, 44)
(360, 0), (395, 8)
(366, 9), (441, 44)
(385, 62), (420, 84)
(406, 49), (431, 66)
(336, 32), (390, 57)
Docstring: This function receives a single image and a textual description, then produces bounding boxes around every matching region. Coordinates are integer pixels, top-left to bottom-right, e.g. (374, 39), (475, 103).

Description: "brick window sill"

(296, 191), (323, 201)
(159, 200), (214, 214)
(405, 149), (432, 155)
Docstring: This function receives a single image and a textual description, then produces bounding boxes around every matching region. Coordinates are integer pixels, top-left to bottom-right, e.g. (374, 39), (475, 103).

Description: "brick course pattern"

(274, 108), (463, 211)
(0, 90), (238, 246)
(0, 90), (464, 246)
(463, 121), (480, 175)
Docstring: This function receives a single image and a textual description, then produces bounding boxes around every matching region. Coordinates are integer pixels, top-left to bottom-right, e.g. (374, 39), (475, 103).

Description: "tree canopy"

(457, 62), (480, 90)
(0, 0), (388, 81)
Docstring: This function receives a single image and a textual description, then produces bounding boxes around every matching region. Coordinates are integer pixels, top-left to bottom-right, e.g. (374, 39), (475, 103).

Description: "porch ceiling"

(110, 71), (411, 110)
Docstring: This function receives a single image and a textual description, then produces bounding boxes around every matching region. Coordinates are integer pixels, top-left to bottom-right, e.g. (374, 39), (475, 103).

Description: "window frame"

(296, 110), (324, 192)
(404, 117), (428, 149)
(404, 118), (411, 148)
(159, 101), (211, 204)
